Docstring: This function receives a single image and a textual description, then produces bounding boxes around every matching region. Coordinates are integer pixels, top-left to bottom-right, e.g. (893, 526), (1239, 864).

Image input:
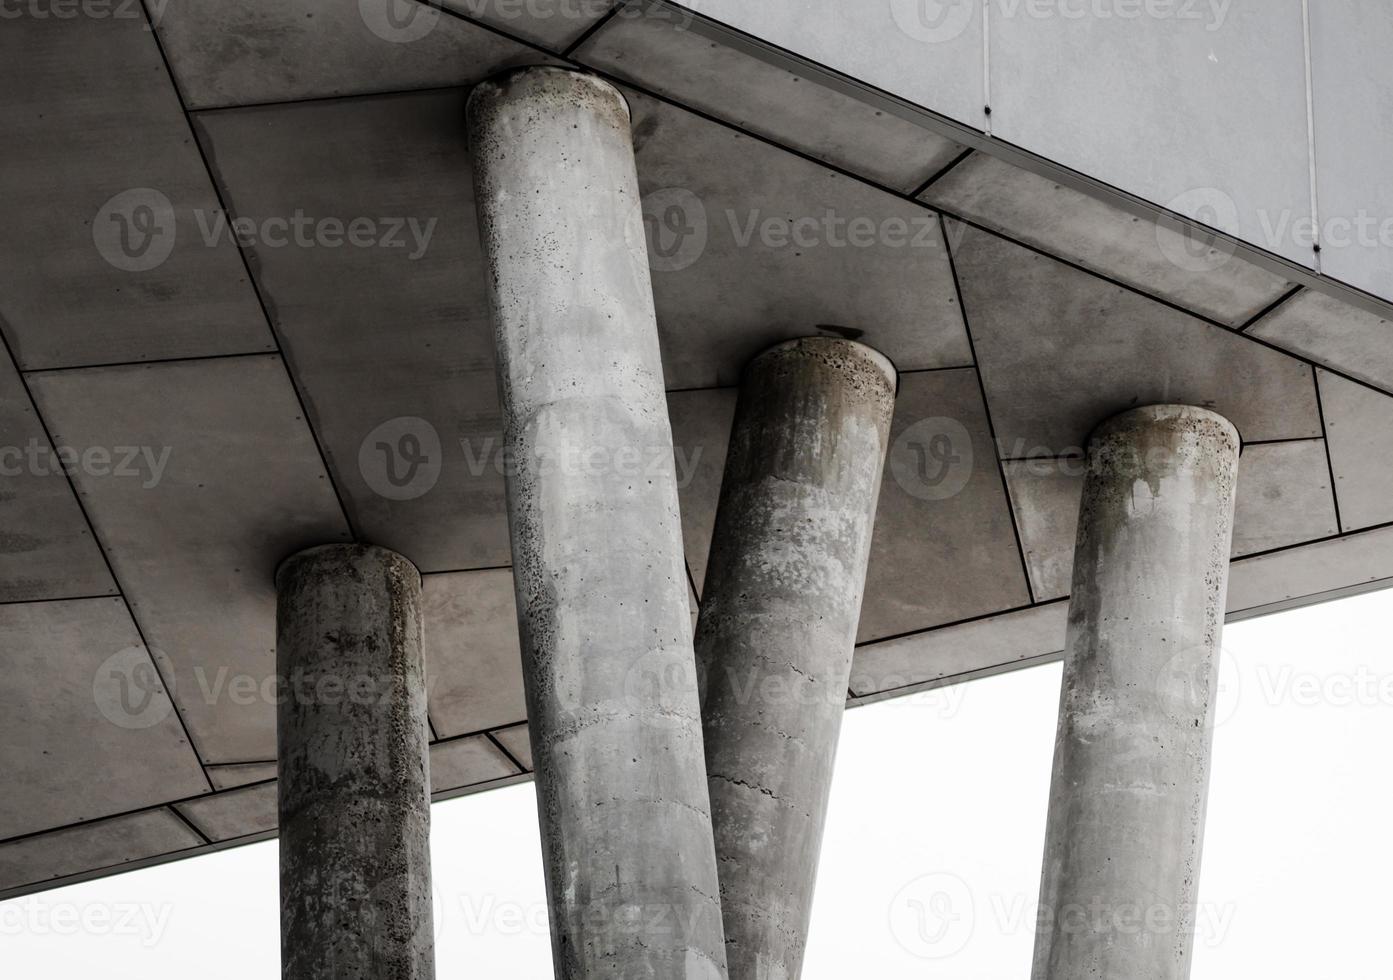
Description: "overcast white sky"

(5, 588), (1391, 977)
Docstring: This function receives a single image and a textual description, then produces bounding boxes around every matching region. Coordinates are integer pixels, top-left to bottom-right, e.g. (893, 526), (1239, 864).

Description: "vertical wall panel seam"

(1301, 0), (1322, 272)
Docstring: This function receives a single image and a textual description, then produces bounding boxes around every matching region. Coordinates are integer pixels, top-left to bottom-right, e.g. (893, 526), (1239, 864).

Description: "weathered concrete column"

(696, 337), (897, 980)
(276, 544), (432, 980)
(1033, 405), (1240, 980)
(467, 68), (728, 978)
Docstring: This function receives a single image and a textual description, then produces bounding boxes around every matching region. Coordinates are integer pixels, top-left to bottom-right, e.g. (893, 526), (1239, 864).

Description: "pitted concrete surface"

(276, 545), (433, 980)
(1033, 405), (1240, 980)
(696, 337), (895, 980)
(469, 67), (728, 979)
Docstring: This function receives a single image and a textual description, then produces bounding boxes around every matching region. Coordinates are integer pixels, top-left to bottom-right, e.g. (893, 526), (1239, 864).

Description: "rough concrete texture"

(1033, 405), (1239, 980)
(276, 545), (433, 980)
(468, 68), (728, 978)
(696, 337), (896, 980)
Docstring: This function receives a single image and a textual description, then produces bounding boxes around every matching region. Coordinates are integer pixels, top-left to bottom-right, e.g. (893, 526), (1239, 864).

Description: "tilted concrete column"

(467, 68), (728, 978)
(276, 544), (433, 980)
(1033, 405), (1240, 980)
(697, 337), (897, 980)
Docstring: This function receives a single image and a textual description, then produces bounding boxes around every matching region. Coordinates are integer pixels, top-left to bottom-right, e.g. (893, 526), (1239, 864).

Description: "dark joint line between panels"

(21, 349), (283, 376)
(562, 2), (626, 58)
(134, 0), (360, 543)
(485, 731), (529, 774)
(1240, 435), (1328, 449)
(938, 212), (1037, 607)
(431, 721), (529, 749)
(167, 805), (214, 847)
(0, 592), (120, 608)
(0, 328), (216, 796)
(908, 147), (976, 199)
(1237, 284), (1304, 333)
(1311, 364), (1348, 534)
(0, 720), (542, 849)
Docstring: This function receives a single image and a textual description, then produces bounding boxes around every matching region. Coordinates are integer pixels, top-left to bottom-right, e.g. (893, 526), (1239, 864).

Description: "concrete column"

(1033, 405), (1240, 980)
(276, 544), (432, 980)
(697, 337), (897, 980)
(467, 68), (728, 978)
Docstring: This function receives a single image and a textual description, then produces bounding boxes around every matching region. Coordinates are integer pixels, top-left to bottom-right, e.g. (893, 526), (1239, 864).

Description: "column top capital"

(1088, 403), (1241, 453)
(274, 543), (422, 591)
(749, 336), (898, 396)
(466, 66), (631, 125)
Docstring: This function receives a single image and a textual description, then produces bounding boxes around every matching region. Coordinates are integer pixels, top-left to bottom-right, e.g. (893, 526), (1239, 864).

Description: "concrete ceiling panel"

(990, 0), (1314, 268)
(193, 91), (510, 574)
(1228, 525), (1393, 617)
(1231, 441), (1340, 555)
(922, 153), (1294, 327)
(28, 356), (352, 765)
(423, 569), (527, 739)
(0, 597), (209, 839)
(137, 739), (523, 845)
(626, 88), (973, 387)
(1249, 289), (1393, 394)
(206, 763), (278, 792)
(176, 783), (277, 843)
(0, 10), (272, 370)
(0, 349), (115, 602)
(579, 5), (965, 193)
(951, 222), (1322, 451)
(1001, 461), (1082, 604)
(850, 603), (1068, 702)
(430, 736), (518, 794)
(667, 387), (738, 597)
(1006, 440), (1341, 601)
(0, 810), (202, 896)
(150, 0), (550, 109)
(1318, 371), (1393, 533)
(858, 368), (1031, 643)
